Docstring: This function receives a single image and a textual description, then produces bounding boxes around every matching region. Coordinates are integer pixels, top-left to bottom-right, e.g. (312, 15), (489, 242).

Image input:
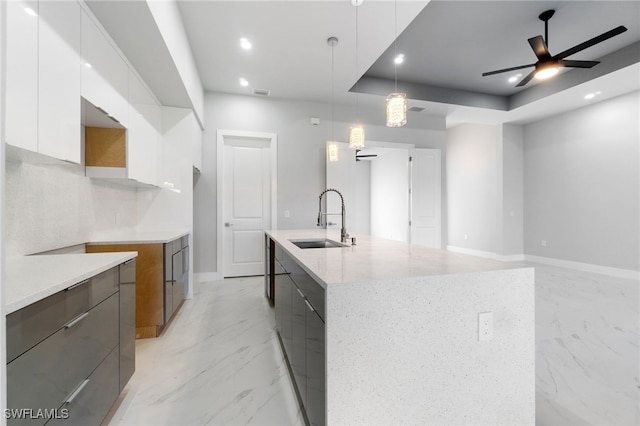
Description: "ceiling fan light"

(535, 65), (560, 80)
(349, 125), (365, 149)
(386, 92), (407, 127)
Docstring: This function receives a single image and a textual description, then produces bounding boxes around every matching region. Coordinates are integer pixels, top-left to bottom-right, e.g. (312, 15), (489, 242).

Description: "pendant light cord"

(394, 0), (398, 92)
(355, 2), (359, 122)
(331, 40), (335, 142)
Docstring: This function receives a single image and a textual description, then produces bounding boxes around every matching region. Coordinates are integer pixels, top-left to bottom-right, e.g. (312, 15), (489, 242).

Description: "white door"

(410, 149), (442, 248)
(223, 136), (272, 277)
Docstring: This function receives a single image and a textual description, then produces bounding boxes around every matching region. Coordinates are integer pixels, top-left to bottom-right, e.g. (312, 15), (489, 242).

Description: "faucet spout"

(317, 188), (349, 243)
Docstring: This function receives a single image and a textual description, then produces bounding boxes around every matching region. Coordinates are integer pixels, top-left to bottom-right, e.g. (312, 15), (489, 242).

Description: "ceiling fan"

(482, 9), (628, 87)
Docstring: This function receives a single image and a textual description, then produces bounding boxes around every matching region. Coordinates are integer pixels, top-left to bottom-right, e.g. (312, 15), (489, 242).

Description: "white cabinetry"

(128, 71), (162, 186)
(38, 0), (82, 163)
(5, 0), (38, 152)
(81, 10), (129, 127)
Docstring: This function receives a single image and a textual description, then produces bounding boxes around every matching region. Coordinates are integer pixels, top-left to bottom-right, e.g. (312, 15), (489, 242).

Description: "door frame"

(216, 129), (278, 277)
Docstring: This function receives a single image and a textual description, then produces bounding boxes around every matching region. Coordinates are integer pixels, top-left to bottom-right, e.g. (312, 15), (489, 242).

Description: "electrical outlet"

(284, 210), (290, 218)
(541, 239), (547, 247)
(478, 312), (493, 341)
(464, 234), (469, 240)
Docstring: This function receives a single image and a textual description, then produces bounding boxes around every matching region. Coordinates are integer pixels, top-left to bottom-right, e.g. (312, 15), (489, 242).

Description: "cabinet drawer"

(47, 346), (119, 426)
(6, 267), (118, 362)
(7, 293), (119, 424)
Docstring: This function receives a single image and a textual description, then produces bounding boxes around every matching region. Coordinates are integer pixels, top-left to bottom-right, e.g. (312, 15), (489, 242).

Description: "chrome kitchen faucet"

(317, 188), (349, 243)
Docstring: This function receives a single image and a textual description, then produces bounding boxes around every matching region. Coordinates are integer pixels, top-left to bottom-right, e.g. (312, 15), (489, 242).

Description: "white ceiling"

(89, 0), (640, 128)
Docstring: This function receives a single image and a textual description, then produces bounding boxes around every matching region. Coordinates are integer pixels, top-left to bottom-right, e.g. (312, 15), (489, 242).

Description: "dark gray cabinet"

(270, 239), (326, 426)
(119, 259), (136, 392)
(164, 236), (189, 323)
(6, 260), (136, 426)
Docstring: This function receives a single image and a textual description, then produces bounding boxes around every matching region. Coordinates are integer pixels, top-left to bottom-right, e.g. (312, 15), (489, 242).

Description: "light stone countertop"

(5, 252), (137, 314)
(266, 229), (524, 287)
(87, 229), (189, 245)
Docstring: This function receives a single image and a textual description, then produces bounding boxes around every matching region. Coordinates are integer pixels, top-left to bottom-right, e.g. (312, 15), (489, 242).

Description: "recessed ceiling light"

(239, 78), (249, 87)
(394, 54), (405, 65)
(508, 73), (522, 83)
(84, 62), (92, 68)
(584, 91), (602, 100)
(240, 38), (252, 50)
(24, 7), (37, 17)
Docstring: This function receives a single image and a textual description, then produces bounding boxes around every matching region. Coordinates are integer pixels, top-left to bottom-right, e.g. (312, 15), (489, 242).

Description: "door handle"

(224, 222), (234, 227)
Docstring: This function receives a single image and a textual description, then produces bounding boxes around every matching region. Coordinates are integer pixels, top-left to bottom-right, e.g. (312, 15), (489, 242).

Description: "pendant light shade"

(349, 125), (365, 149)
(386, 92), (407, 127)
(386, 0), (407, 127)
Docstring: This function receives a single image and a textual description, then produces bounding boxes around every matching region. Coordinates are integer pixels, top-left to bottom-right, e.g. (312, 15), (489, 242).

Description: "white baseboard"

(193, 272), (223, 283)
(524, 255), (639, 281)
(446, 246), (524, 262)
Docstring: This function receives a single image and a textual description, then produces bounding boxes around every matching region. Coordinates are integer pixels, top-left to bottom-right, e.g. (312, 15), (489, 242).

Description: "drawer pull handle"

(64, 312), (89, 329)
(65, 279), (90, 291)
(123, 258), (135, 265)
(296, 288), (305, 298)
(304, 299), (315, 312)
(65, 379), (90, 404)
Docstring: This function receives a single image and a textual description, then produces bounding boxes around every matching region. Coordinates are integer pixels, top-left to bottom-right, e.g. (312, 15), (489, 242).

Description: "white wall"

(146, 0), (204, 126)
(497, 124), (524, 256)
(1, 0), (7, 411)
(524, 91), (640, 271)
(194, 92), (446, 274)
(447, 124), (498, 252)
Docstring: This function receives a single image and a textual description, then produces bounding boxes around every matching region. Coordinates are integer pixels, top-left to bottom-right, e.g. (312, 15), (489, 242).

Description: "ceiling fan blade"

(555, 26), (628, 60)
(560, 59), (600, 68)
(482, 63), (535, 76)
(528, 35), (551, 60)
(515, 70), (537, 87)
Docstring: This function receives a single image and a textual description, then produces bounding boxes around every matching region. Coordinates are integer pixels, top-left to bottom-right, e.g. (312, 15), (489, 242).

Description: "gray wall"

(524, 91), (640, 270)
(446, 123), (498, 252)
(498, 124), (524, 256)
(193, 92), (446, 274)
(446, 123), (525, 257)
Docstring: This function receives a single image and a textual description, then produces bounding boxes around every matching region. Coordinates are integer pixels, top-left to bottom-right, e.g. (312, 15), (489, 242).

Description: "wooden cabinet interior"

(85, 127), (127, 168)
(86, 243), (165, 338)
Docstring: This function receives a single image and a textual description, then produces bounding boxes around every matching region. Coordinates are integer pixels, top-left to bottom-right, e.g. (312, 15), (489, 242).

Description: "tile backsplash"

(5, 150), (137, 256)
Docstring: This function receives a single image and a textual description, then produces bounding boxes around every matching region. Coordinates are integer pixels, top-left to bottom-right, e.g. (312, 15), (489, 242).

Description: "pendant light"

(386, 0), (407, 127)
(349, 0), (365, 149)
(327, 36), (339, 162)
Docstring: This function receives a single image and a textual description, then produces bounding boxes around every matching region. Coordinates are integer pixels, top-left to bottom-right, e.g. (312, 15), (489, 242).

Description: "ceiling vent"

(252, 88), (271, 96)
(408, 106), (425, 112)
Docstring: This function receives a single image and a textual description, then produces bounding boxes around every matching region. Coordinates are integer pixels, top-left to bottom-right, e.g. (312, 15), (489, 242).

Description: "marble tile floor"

(106, 264), (639, 426)
(106, 276), (304, 426)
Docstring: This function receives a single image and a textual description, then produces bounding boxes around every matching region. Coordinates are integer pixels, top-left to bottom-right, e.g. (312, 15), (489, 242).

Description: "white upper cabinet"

(5, 0), (38, 152)
(38, 0), (82, 163)
(81, 10), (129, 128)
(127, 71), (162, 186)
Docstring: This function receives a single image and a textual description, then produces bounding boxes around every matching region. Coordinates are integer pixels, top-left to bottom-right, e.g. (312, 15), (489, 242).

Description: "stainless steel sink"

(289, 238), (348, 249)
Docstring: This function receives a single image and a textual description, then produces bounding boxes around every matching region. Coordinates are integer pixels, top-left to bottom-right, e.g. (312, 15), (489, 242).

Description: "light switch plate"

(478, 312), (493, 341)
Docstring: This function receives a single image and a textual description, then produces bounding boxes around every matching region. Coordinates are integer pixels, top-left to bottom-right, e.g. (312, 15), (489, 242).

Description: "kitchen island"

(266, 229), (534, 425)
